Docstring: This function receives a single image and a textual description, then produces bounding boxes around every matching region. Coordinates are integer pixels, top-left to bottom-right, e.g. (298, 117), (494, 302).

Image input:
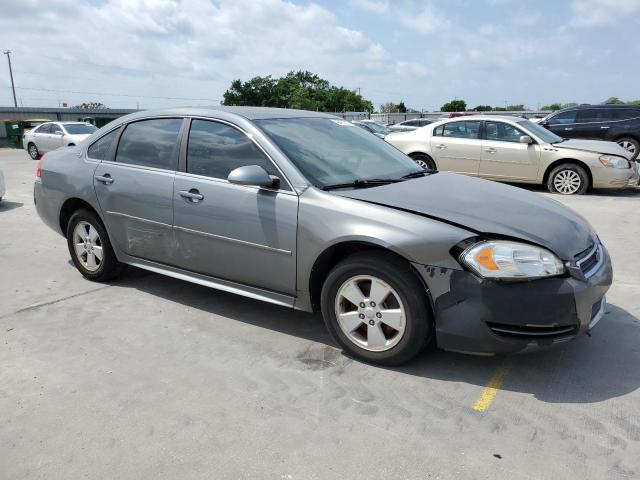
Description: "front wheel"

(320, 251), (433, 366)
(616, 137), (639, 160)
(547, 163), (589, 195)
(409, 153), (437, 172)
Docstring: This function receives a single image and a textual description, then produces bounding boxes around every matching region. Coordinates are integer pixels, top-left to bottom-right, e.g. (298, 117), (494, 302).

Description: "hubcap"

(553, 169), (582, 194)
(618, 140), (637, 155)
(414, 159), (428, 169)
(72, 221), (103, 272)
(29, 145), (37, 157)
(334, 275), (406, 352)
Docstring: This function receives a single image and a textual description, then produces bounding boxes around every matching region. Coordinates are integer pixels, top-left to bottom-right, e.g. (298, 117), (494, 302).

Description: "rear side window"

(51, 124), (63, 134)
(610, 109), (640, 121)
(36, 124), (51, 134)
(186, 119), (279, 180)
(548, 110), (576, 125)
(439, 121), (480, 139)
(87, 129), (120, 160)
(575, 109), (604, 123)
(116, 118), (182, 170)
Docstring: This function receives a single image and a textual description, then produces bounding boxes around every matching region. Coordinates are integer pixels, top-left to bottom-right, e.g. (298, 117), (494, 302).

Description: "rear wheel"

(547, 163), (589, 195)
(616, 137), (639, 160)
(28, 143), (39, 160)
(320, 251), (432, 366)
(409, 153), (437, 172)
(66, 209), (125, 282)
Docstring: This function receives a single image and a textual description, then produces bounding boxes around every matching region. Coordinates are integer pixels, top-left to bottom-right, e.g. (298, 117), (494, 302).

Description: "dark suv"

(539, 104), (640, 160)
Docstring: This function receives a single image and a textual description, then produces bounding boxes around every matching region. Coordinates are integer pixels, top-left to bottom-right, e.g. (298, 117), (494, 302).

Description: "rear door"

(430, 120), (482, 175)
(172, 118), (298, 295)
(571, 108), (607, 139)
(93, 118), (184, 264)
(34, 123), (53, 152)
(480, 121), (540, 181)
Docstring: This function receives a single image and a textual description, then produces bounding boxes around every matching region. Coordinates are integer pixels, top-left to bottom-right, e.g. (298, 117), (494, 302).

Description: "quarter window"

(548, 110), (576, 125)
(115, 118), (182, 170)
(87, 128), (120, 160)
(485, 122), (526, 143)
(438, 121), (481, 139)
(186, 119), (280, 182)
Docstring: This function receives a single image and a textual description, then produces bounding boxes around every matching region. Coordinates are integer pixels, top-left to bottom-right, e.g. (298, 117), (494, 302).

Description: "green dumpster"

(3, 118), (51, 149)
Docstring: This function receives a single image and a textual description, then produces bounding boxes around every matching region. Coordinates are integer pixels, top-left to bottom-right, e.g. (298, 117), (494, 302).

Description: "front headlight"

(461, 240), (565, 279)
(599, 155), (629, 169)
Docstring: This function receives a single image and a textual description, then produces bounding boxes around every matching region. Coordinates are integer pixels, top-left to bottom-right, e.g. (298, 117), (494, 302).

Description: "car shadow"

(0, 201), (24, 212)
(509, 182), (640, 197)
(112, 267), (640, 405)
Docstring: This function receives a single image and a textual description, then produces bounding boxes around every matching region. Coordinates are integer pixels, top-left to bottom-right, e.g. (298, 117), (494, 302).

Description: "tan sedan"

(386, 115), (638, 194)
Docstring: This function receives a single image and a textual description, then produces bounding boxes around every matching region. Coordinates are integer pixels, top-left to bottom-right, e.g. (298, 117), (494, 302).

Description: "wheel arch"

(407, 151), (438, 169)
(59, 197), (103, 235)
(543, 158), (593, 188)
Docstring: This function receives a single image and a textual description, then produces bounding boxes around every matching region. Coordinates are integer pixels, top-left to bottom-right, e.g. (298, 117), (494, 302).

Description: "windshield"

(363, 122), (389, 134)
(255, 118), (422, 188)
(517, 120), (562, 144)
(63, 123), (98, 135)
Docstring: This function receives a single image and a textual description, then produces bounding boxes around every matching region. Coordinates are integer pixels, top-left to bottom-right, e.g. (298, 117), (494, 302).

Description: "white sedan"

(23, 122), (97, 159)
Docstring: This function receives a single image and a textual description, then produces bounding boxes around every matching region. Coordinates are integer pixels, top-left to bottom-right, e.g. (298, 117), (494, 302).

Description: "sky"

(1, 0), (639, 111)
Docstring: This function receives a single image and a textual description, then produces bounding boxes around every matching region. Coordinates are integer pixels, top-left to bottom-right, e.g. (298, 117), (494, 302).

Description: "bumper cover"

(414, 245), (613, 355)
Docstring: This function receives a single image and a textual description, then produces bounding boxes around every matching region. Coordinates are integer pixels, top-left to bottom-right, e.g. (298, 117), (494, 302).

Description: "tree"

(73, 102), (108, 109)
(397, 101), (407, 113)
(222, 71), (373, 112)
(561, 102), (578, 108)
(602, 97), (624, 105)
(541, 103), (562, 111)
(506, 104), (526, 111)
(630, 100), (640, 106)
(440, 99), (466, 112)
(473, 105), (492, 112)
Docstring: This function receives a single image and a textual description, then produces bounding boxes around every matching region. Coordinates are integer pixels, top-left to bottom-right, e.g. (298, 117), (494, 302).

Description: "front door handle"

(95, 174), (114, 185)
(484, 148), (497, 154)
(435, 144), (447, 150)
(564, 127), (573, 131)
(179, 189), (204, 202)
(600, 126), (610, 129)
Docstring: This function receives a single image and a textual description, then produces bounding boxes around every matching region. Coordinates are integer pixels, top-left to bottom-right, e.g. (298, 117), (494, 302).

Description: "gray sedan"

(34, 107), (611, 365)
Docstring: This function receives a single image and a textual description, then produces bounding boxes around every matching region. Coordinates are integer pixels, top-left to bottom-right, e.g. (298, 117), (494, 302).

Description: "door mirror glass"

(228, 165), (279, 189)
(519, 135), (533, 144)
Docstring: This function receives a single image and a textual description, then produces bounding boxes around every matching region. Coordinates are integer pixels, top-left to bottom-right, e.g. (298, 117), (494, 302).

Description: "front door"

(545, 109), (578, 138)
(93, 118), (184, 264)
(430, 120), (482, 175)
(479, 121), (541, 181)
(50, 123), (66, 150)
(172, 119), (298, 295)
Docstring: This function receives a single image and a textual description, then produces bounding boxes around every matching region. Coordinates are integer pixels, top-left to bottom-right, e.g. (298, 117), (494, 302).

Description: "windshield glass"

(363, 122), (389, 134)
(517, 120), (562, 144)
(63, 123), (98, 135)
(255, 118), (422, 188)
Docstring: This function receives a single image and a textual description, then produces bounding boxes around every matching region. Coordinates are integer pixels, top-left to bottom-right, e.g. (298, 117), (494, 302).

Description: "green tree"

(440, 99), (466, 112)
(541, 103), (562, 111)
(397, 101), (407, 113)
(506, 104), (526, 111)
(630, 100), (640, 106)
(561, 102), (578, 108)
(473, 105), (492, 112)
(222, 71), (372, 111)
(73, 102), (108, 109)
(602, 97), (625, 105)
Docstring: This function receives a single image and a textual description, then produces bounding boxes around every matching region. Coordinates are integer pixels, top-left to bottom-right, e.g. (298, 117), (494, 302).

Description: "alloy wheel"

(617, 140), (637, 155)
(334, 275), (406, 352)
(72, 221), (103, 272)
(553, 169), (582, 194)
(28, 144), (38, 159)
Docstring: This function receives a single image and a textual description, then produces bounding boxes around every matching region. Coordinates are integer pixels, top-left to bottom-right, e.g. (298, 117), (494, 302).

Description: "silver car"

(386, 115), (638, 194)
(34, 107), (612, 365)
(23, 122), (98, 159)
(387, 118), (433, 132)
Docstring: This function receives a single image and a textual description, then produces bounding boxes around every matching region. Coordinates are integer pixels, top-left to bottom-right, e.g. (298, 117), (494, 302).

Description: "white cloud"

(350, 0), (450, 35)
(570, 0), (640, 27)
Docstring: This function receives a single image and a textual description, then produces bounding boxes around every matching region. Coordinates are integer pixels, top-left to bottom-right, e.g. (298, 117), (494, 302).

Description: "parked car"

(387, 118), (433, 132)
(352, 120), (390, 138)
(0, 167), (5, 202)
(35, 107), (611, 365)
(537, 104), (640, 160)
(23, 121), (98, 159)
(386, 115), (638, 194)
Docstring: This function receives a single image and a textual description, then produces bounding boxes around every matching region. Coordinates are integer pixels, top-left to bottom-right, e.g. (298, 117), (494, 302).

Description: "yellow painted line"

(472, 364), (510, 412)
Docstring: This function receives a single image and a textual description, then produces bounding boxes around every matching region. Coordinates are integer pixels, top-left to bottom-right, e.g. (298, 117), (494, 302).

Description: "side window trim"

(181, 116), (294, 192)
(86, 126), (122, 161)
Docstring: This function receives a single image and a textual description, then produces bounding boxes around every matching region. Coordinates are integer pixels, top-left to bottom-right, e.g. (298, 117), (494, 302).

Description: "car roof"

(59, 121), (92, 125)
(119, 106), (338, 121)
(557, 104), (639, 112)
(436, 115), (527, 122)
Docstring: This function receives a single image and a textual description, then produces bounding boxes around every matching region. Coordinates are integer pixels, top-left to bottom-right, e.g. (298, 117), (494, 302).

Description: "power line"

(1, 85), (219, 102)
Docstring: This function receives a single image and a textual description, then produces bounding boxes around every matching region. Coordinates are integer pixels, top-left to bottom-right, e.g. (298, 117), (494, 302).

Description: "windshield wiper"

(321, 178), (402, 191)
(551, 138), (569, 144)
(400, 170), (430, 179)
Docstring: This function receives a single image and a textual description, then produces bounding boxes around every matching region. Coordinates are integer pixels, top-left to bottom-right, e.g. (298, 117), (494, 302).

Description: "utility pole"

(357, 87), (361, 96)
(3, 50), (17, 107)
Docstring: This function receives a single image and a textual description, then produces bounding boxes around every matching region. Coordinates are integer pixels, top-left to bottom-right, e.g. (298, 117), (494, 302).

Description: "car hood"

(333, 172), (595, 260)
(554, 139), (632, 160)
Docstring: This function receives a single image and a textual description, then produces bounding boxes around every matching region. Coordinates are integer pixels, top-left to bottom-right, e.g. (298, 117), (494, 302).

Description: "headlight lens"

(461, 240), (565, 279)
(599, 155), (629, 169)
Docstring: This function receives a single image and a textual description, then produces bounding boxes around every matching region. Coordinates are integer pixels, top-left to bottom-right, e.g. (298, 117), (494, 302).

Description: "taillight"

(36, 155), (45, 179)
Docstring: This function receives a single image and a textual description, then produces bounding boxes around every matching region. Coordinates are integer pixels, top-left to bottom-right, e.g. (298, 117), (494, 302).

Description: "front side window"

(116, 118), (182, 170)
(548, 110), (576, 125)
(187, 119), (279, 181)
(63, 123), (98, 135)
(440, 121), (481, 139)
(51, 124), (63, 134)
(87, 128), (120, 160)
(255, 117), (422, 188)
(485, 122), (526, 142)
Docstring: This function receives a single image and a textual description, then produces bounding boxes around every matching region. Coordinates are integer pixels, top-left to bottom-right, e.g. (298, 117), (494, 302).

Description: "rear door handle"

(95, 174), (114, 185)
(435, 144), (447, 150)
(484, 148), (497, 154)
(179, 189), (204, 202)
(564, 127), (573, 131)
(600, 126), (610, 129)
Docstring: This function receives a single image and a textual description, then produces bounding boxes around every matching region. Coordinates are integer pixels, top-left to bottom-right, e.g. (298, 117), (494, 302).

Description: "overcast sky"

(1, 0), (639, 111)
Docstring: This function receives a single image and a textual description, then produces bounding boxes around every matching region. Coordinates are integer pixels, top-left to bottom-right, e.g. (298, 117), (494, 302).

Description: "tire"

(28, 143), (39, 160)
(410, 153), (437, 172)
(616, 137), (639, 160)
(547, 163), (589, 195)
(66, 208), (125, 282)
(320, 251), (433, 366)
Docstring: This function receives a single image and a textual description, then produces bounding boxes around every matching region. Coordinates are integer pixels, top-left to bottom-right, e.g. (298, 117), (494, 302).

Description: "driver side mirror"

(227, 165), (280, 189)
(519, 135), (533, 144)
(54, 130), (64, 136)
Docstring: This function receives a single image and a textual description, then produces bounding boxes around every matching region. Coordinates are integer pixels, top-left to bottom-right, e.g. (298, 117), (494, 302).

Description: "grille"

(487, 322), (578, 339)
(575, 242), (601, 277)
